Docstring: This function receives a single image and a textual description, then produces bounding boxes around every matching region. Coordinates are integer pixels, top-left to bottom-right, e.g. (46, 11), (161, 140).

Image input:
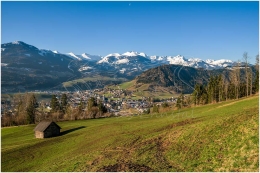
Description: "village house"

(34, 121), (61, 138)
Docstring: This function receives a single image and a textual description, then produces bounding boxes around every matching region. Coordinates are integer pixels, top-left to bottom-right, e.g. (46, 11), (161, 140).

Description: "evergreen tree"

(97, 101), (107, 113)
(201, 91), (208, 105)
(50, 95), (60, 112)
(78, 98), (85, 112)
(152, 104), (159, 113)
(180, 93), (185, 107)
(176, 97), (181, 109)
(193, 84), (207, 105)
(26, 94), (38, 124)
(192, 84), (200, 105)
(207, 76), (215, 103)
(87, 97), (97, 111)
(60, 94), (68, 113)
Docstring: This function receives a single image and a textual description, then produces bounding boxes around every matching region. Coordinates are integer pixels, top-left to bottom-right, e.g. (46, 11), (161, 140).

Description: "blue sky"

(1, 1), (259, 62)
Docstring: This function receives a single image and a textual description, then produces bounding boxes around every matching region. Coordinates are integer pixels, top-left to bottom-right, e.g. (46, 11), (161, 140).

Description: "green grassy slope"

(109, 80), (180, 99)
(63, 76), (127, 88)
(1, 96), (259, 172)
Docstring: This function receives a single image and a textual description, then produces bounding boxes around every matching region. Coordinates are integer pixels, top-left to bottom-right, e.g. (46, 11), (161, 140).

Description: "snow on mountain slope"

(38, 50), (46, 56)
(97, 53), (119, 63)
(2, 41), (237, 73)
(167, 55), (189, 66)
(205, 59), (214, 64)
(98, 51), (150, 64)
(96, 52), (236, 70)
(209, 59), (233, 67)
(80, 53), (102, 61)
(206, 59), (234, 68)
(210, 59), (233, 64)
(12, 41), (20, 44)
(119, 68), (126, 73)
(138, 52), (148, 57)
(78, 66), (93, 71)
(38, 49), (55, 56)
(104, 53), (121, 58)
(52, 50), (59, 54)
(121, 51), (148, 58)
(115, 58), (129, 64)
(150, 55), (166, 62)
(66, 52), (82, 60)
(81, 53), (91, 60)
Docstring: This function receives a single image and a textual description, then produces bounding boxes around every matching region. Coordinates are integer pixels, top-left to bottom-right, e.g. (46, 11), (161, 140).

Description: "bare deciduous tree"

(243, 52), (249, 97)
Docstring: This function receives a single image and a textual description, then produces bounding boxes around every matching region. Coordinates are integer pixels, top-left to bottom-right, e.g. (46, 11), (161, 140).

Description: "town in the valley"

(1, 86), (180, 120)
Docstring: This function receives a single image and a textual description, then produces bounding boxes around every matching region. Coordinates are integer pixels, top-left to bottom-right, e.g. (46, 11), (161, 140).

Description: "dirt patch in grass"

(170, 118), (202, 128)
(97, 162), (153, 172)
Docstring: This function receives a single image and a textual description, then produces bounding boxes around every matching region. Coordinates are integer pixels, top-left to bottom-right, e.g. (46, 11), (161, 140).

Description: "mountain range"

(1, 41), (241, 93)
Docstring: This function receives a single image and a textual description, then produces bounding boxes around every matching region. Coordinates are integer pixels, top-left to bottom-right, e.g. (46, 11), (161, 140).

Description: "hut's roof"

(34, 121), (61, 132)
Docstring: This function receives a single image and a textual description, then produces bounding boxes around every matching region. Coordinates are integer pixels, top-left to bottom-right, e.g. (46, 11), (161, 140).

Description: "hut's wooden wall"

(35, 131), (44, 138)
(43, 123), (60, 138)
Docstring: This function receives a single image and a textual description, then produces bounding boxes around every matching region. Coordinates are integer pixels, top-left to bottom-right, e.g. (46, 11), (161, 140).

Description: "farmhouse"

(34, 121), (61, 138)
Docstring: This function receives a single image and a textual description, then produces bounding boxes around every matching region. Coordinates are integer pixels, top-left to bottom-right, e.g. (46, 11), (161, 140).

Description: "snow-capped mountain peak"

(2, 41), (237, 71)
(121, 51), (148, 58)
(211, 59), (233, 64)
(205, 59), (214, 64)
(173, 55), (187, 61)
(122, 51), (139, 56)
(149, 55), (167, 62)
(12, 41), (21, 44)
(207, 59), (234, 68)
(104, 53), (121, 58)
(188, 58), (203, 62)
(167, 55), (189, 65)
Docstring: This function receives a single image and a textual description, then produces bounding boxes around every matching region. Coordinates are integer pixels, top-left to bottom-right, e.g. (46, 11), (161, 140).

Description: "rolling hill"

(114, 64), (257, 96)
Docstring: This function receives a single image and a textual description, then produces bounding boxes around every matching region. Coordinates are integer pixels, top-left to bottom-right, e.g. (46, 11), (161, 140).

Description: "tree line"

(144, 53), (259, 113)
(2, 93), (38, 126)
(46, 94), (107, 122)
(192, 53), (258, 105)
(1, 93), (108, 127)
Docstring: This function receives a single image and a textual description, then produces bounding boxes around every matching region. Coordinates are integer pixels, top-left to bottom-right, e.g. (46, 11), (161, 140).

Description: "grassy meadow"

(1, 95), (259, 172)
(62, 76), (127, 88)
(108, 80), (181, 100)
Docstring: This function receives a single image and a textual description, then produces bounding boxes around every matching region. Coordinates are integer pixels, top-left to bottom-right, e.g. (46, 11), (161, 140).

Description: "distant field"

(1, 92), (52, 102)
(1, 95), (259, 172)
(119, 80), (136, 89)
(108, 80), (135, 90)
(63, 76), (128, 88)
(110, 80), (181, 99)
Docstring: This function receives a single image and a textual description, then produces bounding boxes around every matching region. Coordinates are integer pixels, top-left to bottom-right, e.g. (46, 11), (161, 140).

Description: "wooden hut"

(34, 121), (61, 138)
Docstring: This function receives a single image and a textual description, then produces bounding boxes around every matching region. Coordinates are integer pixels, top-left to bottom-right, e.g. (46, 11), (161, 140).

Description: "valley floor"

(1, 95), (259, 172)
